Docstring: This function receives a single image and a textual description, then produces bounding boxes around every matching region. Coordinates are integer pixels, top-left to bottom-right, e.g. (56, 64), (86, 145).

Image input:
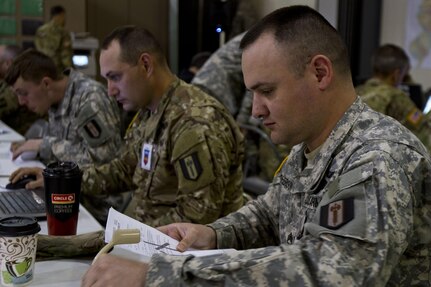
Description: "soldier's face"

(100, 41), (149, 111)
(242, 33), (319, 147)
(12, 77), (51, 115)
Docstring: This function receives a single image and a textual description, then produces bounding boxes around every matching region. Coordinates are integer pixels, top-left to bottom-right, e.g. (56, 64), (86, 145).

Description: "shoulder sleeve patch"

(406, 108), (423, 128)
(84, 119), (102, 139)
(172, 128), (216, 190)
(320, 197), (354, 229)
(179, 152), (202, 181)
(77, 104), (112, 147)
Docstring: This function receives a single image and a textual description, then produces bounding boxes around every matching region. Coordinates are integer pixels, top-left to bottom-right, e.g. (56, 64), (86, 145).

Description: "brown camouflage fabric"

(0, 80), (40, 135)
(35, 20), (73, 73)
(146, 97), (431, 286)
(81, 110), (146, 224)
(356, 77), (431, 151)
(83, 79), (244, 227)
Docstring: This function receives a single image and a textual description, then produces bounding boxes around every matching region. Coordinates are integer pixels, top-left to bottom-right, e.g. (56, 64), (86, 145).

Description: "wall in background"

(381, 0), (431, 91)
(250, 0), (317, 18)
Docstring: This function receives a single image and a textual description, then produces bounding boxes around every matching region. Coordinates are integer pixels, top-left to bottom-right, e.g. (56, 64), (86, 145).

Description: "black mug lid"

(42, 161), (81, 178)
(0, 216), (41, 236)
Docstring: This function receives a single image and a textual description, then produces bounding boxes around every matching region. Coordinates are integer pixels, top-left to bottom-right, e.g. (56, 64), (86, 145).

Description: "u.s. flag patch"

(406, 108), (423, 127)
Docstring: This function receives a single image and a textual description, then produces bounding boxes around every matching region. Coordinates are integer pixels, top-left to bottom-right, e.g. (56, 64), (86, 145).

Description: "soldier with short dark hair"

(0, 45), (40, 134)
(93, 25), (244, 226)
(12, 26), (245, 227)
(5, 49), (123, 223)
(355, 44), (431, 151)
(82, 6), (431, 287)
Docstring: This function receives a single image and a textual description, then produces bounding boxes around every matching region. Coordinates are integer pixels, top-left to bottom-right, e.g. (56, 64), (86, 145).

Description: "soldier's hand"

(9, 167), (44, 189)
(11, 139), (42, 160)
(157, 223), (216, 252)
(81, 254), (148, 287)
(10, 141), (24, 153)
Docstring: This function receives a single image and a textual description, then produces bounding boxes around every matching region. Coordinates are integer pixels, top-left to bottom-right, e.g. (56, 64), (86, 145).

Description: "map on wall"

(406, 0), (431, 69)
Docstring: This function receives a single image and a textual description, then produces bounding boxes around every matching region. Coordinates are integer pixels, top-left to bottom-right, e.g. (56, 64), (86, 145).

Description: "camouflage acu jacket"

(192, 33), (246, 116)
(356, 77), (431, 151)
(82, 79), (244, 227)
(39, 69), (122, 165)
(146, 98), (431, 286)
(35, 20), (73, 73)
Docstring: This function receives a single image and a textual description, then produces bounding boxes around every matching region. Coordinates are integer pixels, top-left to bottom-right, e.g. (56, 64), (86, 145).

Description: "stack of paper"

(105, 208), (236, 258)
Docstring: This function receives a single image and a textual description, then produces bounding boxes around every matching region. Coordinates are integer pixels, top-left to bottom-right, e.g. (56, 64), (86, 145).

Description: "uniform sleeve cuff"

(146, 254), (193, 286)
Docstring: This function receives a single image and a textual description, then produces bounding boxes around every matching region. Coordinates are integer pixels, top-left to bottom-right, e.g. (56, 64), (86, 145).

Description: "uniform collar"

(49, 69), (78, 117)
(142, 78), (180, 141)
(282, 97), (365, 193)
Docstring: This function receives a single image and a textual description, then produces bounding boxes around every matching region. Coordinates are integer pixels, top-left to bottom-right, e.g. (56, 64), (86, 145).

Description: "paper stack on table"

(105, 208), (236, 258)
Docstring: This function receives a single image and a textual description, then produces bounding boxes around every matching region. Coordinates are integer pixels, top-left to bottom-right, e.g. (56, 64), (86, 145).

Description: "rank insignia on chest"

(179, 152), (202, 181)
(84, 119), (101, 138)
(319, 197), (354, 229)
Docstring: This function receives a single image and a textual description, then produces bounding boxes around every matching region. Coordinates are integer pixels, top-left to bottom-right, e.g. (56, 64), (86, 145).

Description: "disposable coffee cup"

(42, 161), (82, 236)
(0, 216), (40, 286)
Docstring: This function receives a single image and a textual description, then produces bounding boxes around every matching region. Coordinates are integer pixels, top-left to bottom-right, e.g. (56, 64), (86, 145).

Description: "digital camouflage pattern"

(82, 79), (244, 227)
(356, 77), (431, 151)
(146, 98), (431, 286)
(192, 33), (246, 116)
(0, 80), (40, 134)
(35, 20), (73, 73)
(81, 110), (147, 224)
(39, 69), (122, 166)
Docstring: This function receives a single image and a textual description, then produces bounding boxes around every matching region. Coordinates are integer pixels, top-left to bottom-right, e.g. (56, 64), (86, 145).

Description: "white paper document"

(105, 208), (236, 258)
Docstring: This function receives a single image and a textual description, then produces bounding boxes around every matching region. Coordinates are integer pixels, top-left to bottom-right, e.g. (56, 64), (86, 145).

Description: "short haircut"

(101, 25), (166, 66)
(5, 49), (60, 86)
(50, 5), (65, 18)
(240, 5), (351, 78)
(372, 44), (409, 77)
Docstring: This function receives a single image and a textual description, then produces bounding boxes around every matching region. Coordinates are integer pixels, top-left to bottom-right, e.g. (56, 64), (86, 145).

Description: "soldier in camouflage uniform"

(355, 44), (431, 151)
(192, 32), (246, 116)
(0, 45), (41, 134)
(11, 109), (144, 224)
(83, 6), (431, 287)
(192, 32), (288, 184)
(20, 26), (244, 228)
(91, 25), (244, 227)
(35, 5), (73, 73)
(5, 49), (123, 223)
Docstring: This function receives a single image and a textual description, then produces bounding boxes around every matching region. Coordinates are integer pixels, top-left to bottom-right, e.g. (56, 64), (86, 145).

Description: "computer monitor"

(400, 83), (425, 110)
(72, 55), (89, 68)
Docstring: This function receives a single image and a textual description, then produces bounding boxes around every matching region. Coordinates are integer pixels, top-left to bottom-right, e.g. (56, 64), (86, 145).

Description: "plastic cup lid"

(0, 216), (41, 236)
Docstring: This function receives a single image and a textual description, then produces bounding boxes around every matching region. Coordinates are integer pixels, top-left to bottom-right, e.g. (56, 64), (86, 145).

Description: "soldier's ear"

(40, 77), (53, 89)
(138, 52), (154, 76)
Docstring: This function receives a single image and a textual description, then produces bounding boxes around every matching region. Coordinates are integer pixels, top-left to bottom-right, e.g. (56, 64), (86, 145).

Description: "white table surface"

(31, 205), (104, 287)
(0, 121), (25, 142)
(0, 124), (104, 286)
